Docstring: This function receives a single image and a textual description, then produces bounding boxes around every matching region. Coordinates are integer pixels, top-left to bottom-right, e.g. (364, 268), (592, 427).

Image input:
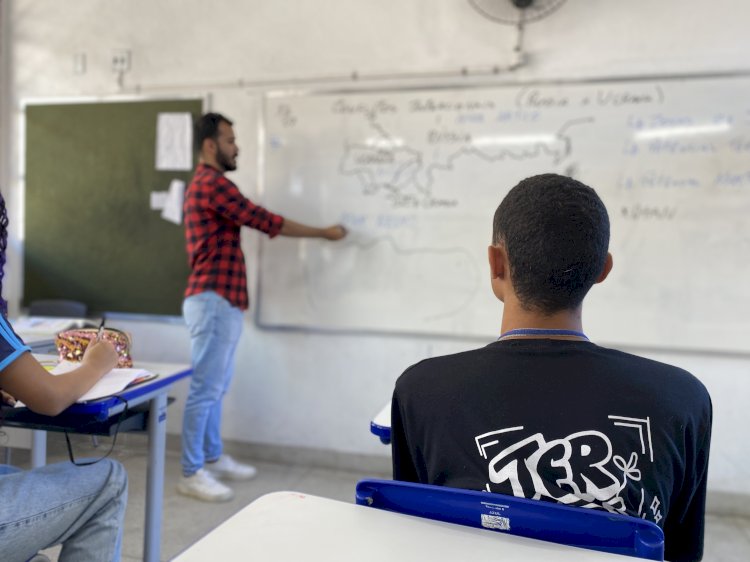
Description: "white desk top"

(173, 491), (629, 561)
(22, 354), (191, 417)
(373, 401), (391, 428)
(13, 316), (89, 338)
(30, 354), (190, 378)
(13, 316), (91, 353)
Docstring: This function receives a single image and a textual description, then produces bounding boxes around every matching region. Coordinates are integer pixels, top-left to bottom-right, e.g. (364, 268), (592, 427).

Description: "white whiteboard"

(257, 75), (750, 353)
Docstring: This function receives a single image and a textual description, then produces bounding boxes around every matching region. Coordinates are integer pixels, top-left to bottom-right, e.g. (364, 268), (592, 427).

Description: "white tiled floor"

(15, 432), (750, 561)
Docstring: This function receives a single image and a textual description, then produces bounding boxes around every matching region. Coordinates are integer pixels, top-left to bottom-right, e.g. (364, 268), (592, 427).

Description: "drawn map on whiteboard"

(258, 77), (750, 352)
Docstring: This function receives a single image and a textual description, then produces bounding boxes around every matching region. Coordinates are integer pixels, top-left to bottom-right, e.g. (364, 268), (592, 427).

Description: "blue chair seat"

(355, 479), (664, 560)
(28, 299), (87, 318)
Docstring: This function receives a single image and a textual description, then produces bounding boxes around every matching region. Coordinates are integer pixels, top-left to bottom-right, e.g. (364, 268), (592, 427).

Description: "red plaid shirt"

(184, 163), (284, 310)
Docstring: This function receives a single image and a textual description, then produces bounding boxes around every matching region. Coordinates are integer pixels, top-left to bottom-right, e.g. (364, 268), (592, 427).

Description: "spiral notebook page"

(13, 361), (154, 404)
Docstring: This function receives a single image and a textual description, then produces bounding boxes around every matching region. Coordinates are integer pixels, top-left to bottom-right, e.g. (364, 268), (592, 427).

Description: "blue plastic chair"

(355, 479), (664, 561)
(28, 299), (88, 318)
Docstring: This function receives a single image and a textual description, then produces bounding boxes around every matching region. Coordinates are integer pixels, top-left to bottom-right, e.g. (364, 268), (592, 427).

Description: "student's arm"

(391, 388), (421, 483)
(279, 219), (347, 240)
(663, 398), (712, 562)
(663, 475), (708, 562)
(0, 340), (118, 416)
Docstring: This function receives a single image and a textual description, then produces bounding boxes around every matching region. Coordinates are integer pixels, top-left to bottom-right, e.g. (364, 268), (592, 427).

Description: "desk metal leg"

(31, 430), (47, 468)
(144, 392), (168, 562)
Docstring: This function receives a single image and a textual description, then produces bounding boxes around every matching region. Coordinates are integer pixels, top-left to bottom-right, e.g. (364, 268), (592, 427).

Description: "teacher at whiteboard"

(178, 112), (346, 502)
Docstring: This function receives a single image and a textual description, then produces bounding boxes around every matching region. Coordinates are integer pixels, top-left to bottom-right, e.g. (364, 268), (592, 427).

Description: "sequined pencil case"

(55, 328), (133, 368)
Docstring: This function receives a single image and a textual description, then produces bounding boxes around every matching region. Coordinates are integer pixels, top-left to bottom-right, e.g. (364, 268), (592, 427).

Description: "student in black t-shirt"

(391, 173), (712, 562)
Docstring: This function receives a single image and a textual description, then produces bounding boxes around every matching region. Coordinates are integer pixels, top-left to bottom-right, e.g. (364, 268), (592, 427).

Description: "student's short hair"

(492, 173), (610, 314)
(194, 112), (233, 152)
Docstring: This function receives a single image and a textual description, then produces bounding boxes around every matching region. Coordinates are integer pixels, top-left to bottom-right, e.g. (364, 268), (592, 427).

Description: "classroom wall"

(2, 0), (749, 512)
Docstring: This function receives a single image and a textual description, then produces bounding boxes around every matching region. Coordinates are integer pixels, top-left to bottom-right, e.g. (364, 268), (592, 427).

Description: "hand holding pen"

(96, 318), (106, 342)
(83, 319), (118, 372)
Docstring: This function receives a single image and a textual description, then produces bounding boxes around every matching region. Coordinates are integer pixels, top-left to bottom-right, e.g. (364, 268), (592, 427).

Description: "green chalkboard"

(23, 98), (203, 316)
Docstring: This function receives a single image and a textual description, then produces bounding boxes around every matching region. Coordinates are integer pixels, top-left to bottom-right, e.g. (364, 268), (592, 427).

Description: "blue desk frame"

(371, 419), (391, 444)
(370, 401), (391, 444)
(2, 359), (191, 562)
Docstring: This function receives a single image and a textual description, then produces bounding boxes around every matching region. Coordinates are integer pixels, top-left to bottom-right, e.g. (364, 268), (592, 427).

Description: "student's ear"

(488, 244), (508, 301)
(488, 244), (505, 279)
(595, 252), (613, 284)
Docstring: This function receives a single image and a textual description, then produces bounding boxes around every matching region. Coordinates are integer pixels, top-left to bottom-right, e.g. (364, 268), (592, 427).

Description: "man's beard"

(217, 148), (237, 171)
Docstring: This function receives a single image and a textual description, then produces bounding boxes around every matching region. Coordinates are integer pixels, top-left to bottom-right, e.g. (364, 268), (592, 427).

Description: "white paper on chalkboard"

(155, 112), (192, 171)
(160, 179), (185, 224)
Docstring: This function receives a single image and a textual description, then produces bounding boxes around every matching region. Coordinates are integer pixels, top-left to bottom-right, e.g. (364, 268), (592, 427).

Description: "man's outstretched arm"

(280, 219), (347, 240)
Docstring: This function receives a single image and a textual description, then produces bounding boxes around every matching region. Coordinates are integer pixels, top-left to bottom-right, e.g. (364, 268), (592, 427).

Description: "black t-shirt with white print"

(391, 339), (712, 562)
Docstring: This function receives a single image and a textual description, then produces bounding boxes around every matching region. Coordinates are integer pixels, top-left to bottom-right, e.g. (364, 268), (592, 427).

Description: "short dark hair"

(492, 173), (610, 314)
(194, 112), (233, 152)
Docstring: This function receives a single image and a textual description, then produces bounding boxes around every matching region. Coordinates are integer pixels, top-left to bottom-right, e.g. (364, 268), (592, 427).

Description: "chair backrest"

(28, 299), (87, 318)
(355, 479), (664, 561)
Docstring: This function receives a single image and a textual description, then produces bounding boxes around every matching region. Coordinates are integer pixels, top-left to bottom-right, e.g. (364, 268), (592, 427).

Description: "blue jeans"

(182, 291), (244, 476)
(0, 459), (127, 562)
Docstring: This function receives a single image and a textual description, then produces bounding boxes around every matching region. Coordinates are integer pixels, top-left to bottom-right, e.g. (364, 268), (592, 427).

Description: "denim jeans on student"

(0, 459), (127, 562)
(182, 290), (244, 476)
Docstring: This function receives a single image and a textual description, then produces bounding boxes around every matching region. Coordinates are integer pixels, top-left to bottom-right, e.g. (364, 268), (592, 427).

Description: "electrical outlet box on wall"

(111, 49), (131, 73)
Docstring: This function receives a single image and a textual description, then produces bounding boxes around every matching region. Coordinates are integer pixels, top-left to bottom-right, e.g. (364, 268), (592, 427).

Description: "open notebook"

(15, 361), (157, 406)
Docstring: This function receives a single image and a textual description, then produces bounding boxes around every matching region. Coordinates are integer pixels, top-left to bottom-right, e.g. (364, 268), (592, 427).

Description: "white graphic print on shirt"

(473, 415), (663, 524)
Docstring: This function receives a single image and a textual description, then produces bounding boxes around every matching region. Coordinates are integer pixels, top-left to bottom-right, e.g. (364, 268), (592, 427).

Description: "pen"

(96, 318), (105, 342)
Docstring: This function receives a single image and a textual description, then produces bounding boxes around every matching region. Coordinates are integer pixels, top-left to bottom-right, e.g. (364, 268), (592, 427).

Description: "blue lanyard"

(498, 328), (589, 341)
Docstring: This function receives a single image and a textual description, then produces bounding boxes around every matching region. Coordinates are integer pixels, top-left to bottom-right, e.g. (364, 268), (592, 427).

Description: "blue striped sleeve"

(0, 316), (32, 372)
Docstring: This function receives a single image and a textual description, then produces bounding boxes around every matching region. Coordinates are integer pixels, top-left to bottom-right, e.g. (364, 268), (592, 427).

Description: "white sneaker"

(177, 468), (234, 502)
(205, 454), (257, 481)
